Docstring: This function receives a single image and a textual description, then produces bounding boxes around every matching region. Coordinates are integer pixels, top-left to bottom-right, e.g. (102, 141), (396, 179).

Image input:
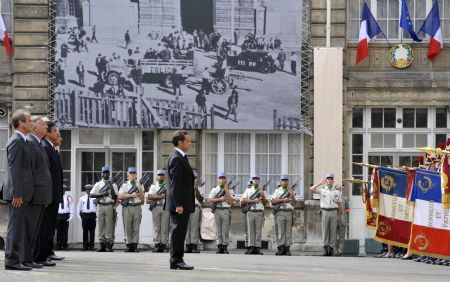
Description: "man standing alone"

(3, 110), (33, 271)
(166, 130), (195, 270)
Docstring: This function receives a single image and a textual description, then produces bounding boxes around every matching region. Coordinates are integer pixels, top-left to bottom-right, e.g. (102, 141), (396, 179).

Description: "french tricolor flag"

(419, 0), (443, 61)
(356, 3), (383, 64)
(0, 14), (12, 56)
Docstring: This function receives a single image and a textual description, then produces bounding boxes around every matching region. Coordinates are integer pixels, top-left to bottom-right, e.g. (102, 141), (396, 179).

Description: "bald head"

(31, 116), (48, 138)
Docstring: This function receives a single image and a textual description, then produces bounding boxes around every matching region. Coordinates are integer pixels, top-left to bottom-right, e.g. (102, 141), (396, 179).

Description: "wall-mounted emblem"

(389, 44), (414, 69)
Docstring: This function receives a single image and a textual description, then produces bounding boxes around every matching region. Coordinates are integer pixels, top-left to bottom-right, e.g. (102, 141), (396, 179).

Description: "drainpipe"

(326, 0), (331, 47)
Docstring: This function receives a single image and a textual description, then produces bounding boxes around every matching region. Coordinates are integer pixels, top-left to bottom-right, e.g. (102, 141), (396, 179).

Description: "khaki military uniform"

(90, 180), (118, 244)
(209, 186), (233, 246)
(312, 185), (342, 249)
(272, 187), (295, 247)
(185, 192), (202, 245)
(241, 187), (265, 248)
(119, 181), (143, 244)
(149, 183), (170, 245)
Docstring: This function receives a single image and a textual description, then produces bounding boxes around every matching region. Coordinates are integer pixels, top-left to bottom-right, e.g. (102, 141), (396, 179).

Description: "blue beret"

(218, 172), (227, 178)
(251, 173), (260, 179)
(156, 169), (165, 175)
(84, 184), (93, 190)
(128, 167), (137, 173)
(101, 166), (110, 172)
(280, 175), (289, 180)
(325, 173), (335, 179)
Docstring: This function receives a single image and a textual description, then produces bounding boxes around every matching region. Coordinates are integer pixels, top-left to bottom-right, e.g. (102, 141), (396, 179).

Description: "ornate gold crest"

(381, 175), (396, 192)
(377, 221), (391, 236)
(388, 44), (414, 69)
(413, 233), (430, 251)
(418, 176), (434, 193)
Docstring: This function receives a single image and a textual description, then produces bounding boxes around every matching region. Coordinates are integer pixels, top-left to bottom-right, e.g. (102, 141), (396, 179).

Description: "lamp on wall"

(0, 107), (6, 118)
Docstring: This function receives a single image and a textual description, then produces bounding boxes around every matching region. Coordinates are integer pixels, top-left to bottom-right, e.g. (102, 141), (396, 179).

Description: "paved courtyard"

(1, 251), (449, 281)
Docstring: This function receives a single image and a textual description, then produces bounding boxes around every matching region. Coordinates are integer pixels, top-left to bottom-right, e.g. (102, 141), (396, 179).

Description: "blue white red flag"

(409, 169), (450, 259)
(356, 2), (383, 64)
(419, 0), (443, 61)
(374, 167), (413, 248)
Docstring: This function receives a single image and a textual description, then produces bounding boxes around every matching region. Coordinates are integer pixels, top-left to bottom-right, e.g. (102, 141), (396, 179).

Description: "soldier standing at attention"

(309, 173), (342, 256)
(147, 169), (170, 253)
(90, 166), (118, 252)
(208, 172), (233, 254)
(76, 184), (97, 251)
(118, 167), (144, 252)
(240, 173), (267, 255)
(185, 171), (204, 253)
(271, 175), (297, 256)
(335, 196), (349, 256)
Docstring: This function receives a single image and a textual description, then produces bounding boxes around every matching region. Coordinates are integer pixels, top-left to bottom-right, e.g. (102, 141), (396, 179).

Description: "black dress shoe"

(49, 255), (65, 260)
(401, 256), (413, 260)
(23, 262), (44, 268)
(37, 259), (56, 267)
(170, 262), (194, 270)
(5, 263), (32, 271)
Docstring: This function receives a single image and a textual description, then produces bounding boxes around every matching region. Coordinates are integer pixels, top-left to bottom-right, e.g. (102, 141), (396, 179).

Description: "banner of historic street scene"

(53, 0), (303, 130)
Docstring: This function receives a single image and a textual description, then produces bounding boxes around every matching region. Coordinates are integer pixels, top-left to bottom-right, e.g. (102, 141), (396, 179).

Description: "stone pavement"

(1, 251), (450, 282)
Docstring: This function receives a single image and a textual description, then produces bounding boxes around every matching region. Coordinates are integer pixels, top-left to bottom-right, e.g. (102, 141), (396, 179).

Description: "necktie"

(87, 195), (90, 210)
(61, 196), (65, 209)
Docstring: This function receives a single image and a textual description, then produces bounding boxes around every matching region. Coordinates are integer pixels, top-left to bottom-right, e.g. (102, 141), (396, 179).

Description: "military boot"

(159, 244), (167, 253)
(152, 243), (160, 253)
(223, 245), (229, 254)
(245, 247), (252, 255)
(284, 246), (291, 256)
(133, 243), (139, 253)
(185, 244), (193, 253)
(192, 244), (200, 253)
(125, 244), (132, 252)
(276, 245), (285, 256)
(254, 247), (263, 255)
(323, 246), (329, 256)
(97, 243), (106, 252)
(106, 242), (114, 252)
(216, 244), (224, 254)
(328, 247), (334, 257)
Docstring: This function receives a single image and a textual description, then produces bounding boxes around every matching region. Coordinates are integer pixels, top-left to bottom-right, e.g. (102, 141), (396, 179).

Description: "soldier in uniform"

(240, 173), (268, 255)
(76, 184), (97, 251)
(118, 167), (144, 252)
(271, 175), (297, 256)
(208, 172), (234, 254)
(309, 173), (342, 256)
(185, 171), (204, 253)
(90, 166), (118, 252)
(146, 169), (170, 253)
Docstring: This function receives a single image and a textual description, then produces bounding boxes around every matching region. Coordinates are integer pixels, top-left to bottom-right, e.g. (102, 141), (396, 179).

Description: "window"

(141, 131), (154, 187)
(224, 133), (251, 195)
(351, 134), (364, 196)
(1, 0), (12, 34)
(79, 130), (104, 144)
(352, 108), (364, 128)
(203, 132), (303, 197)
(436, 108), (448, 128)
(402, 133), (427, 148)
(110, 130), (134, 145)
(347, 0), (449, 41)
(371, 108), (395, 128)
(436, 133), (448, 147)
(402, 108), (428, 128)
(60, 130), (71, 191)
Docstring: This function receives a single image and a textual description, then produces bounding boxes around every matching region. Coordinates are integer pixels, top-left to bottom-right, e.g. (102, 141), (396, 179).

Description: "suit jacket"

(2, 132), (33, 202)
(42, 139), (64, 204)
(27, 134), (52, 205)
(165, 149), (195, 214)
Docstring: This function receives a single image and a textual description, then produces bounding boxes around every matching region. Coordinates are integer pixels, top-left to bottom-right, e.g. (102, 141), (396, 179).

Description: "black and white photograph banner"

(53, 0), (302, 130)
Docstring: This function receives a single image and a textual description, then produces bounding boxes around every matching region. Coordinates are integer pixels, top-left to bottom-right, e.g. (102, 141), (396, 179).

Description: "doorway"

(180, 0), (214, 34)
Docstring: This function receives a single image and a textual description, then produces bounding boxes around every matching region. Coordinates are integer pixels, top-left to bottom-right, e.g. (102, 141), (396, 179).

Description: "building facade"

(1, 0), (449, 253)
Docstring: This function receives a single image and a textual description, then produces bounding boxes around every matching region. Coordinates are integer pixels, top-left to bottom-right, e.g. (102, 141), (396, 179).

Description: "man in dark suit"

(34, 121), (65, 264)
(165, 130), (195, 270)
(3, 109), (33, 271)
(24, 116), (53, 267)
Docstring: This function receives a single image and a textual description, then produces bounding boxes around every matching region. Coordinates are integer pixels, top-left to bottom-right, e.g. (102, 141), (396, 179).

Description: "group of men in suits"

(3, 109), (65, 270)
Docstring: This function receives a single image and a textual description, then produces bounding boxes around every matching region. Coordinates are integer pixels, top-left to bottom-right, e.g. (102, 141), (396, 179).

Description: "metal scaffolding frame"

(300, 0), (312, 136)
(46, 0), (57, 120)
